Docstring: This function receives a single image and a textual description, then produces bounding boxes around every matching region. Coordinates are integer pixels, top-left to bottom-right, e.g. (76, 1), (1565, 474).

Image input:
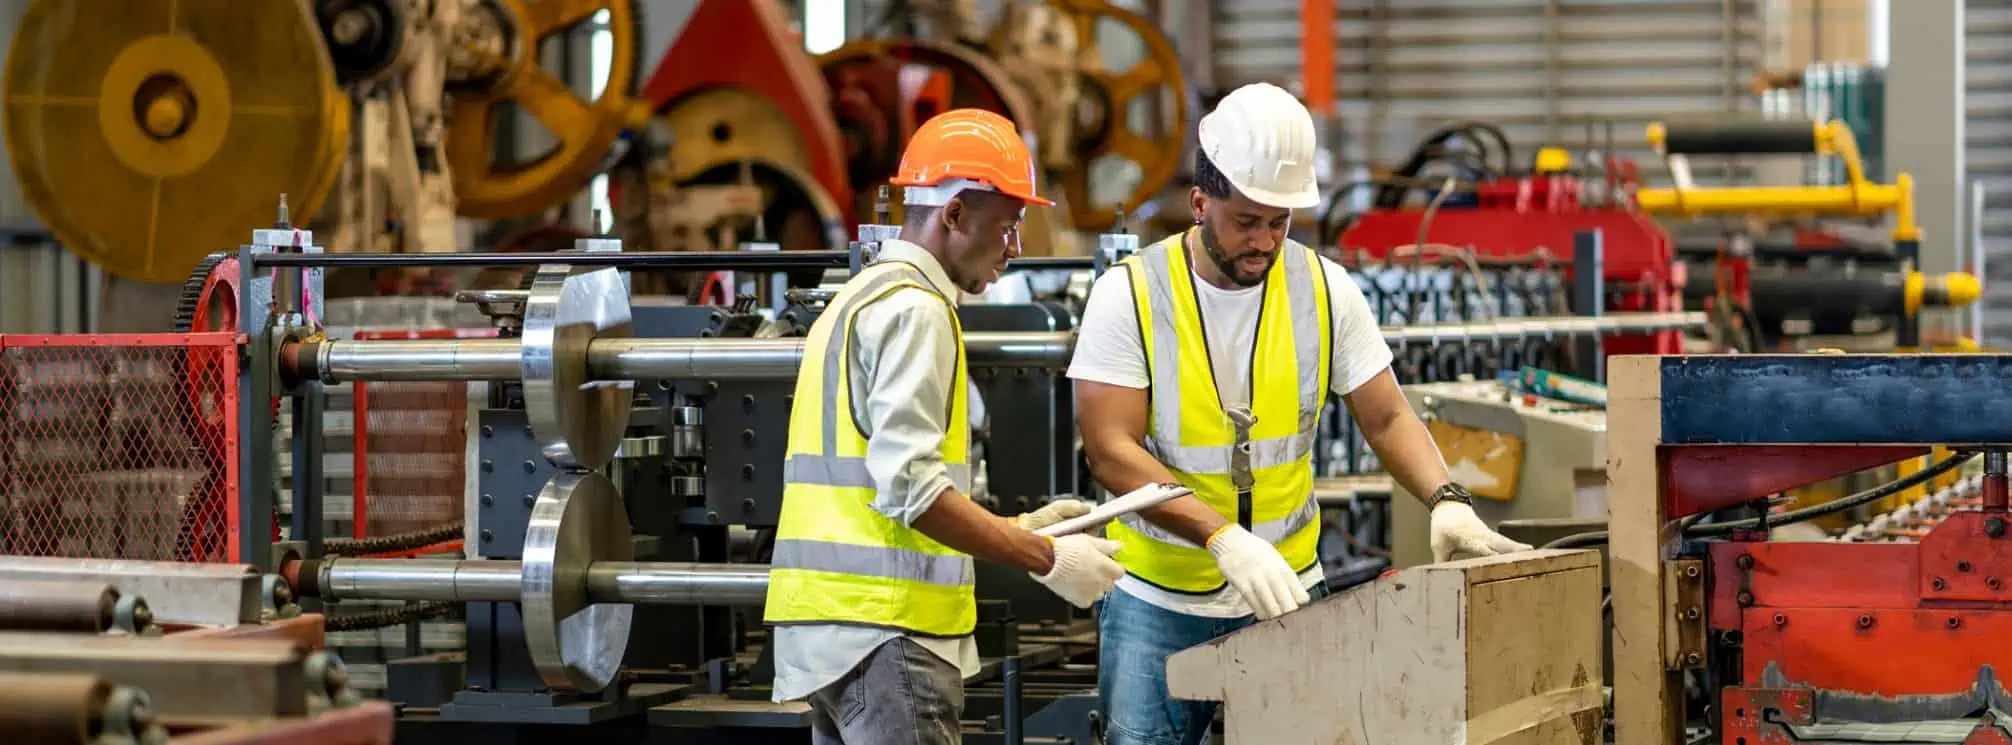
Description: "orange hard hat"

(890, 109), (1054, 207)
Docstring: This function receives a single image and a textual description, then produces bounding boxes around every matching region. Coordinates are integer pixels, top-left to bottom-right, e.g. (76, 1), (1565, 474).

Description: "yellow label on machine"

(1425, 420), (1524, 501)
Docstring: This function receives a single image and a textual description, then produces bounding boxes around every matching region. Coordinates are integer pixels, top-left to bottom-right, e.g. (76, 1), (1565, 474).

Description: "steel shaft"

(302, 311), (1705, 383)
(314, 559), (770, 606)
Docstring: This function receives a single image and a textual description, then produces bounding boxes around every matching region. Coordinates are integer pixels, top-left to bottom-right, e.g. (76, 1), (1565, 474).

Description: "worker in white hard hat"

(1067, 82), (1532, 744)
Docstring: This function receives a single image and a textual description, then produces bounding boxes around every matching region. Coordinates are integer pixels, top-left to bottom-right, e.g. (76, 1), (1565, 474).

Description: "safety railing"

(0, 333), (240, 561)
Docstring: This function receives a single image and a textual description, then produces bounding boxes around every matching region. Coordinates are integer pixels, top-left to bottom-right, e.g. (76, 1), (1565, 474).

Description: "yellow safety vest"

(1106, 232), (1333, 594)
(764, 260), (977, 637)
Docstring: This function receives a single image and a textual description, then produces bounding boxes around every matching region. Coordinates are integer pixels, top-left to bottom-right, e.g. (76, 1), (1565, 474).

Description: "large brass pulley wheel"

(445, 0), (643, 219)
(4, 0), (349, 284)
(1046, 0), (1188, 232)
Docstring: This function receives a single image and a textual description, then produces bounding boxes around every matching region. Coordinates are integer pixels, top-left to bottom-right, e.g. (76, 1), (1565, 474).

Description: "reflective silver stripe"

(1145, 430), (1316, 475)
(819, 265), (931, 458)
(783, 454), (872, 487)
(785, 263), (974, 496)
(1281, 243), (1325, 416)
(1115, 496), (1320, 550)
(1139, 243), (1184, 441)
(783, 454), (971, 493)
(771, 538), (975, 587)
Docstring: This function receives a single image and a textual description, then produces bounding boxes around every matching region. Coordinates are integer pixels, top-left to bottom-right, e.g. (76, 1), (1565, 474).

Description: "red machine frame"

(1338, 158), (1692, 357)
(1611, 354), (2012, 745)
(0, 331), (243, 563)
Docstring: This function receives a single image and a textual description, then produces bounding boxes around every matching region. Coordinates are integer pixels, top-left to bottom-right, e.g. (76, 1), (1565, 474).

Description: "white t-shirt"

(1066, 246), (1394, 618)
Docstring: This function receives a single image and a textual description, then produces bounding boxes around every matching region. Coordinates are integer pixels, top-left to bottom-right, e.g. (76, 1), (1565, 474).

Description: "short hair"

(1193, 150), (1232, 199)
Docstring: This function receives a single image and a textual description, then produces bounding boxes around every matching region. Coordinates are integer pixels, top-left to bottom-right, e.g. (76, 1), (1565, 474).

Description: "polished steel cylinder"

(318, 338), (522, 381)
(316, 559), (769, 605)
(312, 332), (1073, 383)
(307, 312), (1705, 383)
(323, 559), (522, 602)
(584, 562), (770, 606)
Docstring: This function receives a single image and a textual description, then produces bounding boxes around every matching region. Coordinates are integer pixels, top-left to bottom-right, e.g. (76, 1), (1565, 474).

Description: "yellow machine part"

(443, 0), (646, 220)
(1038, 0), (1189, 233)
(4, 0), (347, 284)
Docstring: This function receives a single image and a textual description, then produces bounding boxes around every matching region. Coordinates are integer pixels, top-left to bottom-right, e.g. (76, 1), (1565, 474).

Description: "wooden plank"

(1465, 570), (1605, 745)
(1435, 547), (1599, 585)
(1166, 551), (1604, 744)
(1608, 355), (1681, 745)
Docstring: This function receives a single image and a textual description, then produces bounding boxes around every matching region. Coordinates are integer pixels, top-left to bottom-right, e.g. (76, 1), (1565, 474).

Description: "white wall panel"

(1213, 0), (1763, 183)
(1967, 1), (2012, 345)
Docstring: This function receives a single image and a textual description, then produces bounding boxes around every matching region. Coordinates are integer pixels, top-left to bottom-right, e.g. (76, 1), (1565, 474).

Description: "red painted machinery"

(1332, 123), (1692, 360)
(1696, 453), (2012, 744)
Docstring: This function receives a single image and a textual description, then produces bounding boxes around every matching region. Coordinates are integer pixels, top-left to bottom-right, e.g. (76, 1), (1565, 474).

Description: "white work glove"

(1016, 498), (1093, 532)
(1031, 534), (1125, 608)
(1206, 526), (1311, 620)
(1429, 502), (1534, 563)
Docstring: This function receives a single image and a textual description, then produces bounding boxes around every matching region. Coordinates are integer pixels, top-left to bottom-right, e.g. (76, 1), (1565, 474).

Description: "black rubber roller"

(1653, 120), (1820, 156)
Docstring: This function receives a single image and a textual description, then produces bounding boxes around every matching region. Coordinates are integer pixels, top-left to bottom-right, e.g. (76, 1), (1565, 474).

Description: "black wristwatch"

(1429, 483), (1474, 509)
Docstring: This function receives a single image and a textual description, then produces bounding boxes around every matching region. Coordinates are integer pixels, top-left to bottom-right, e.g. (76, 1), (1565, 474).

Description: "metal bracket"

(1665, 557), (1707, 670)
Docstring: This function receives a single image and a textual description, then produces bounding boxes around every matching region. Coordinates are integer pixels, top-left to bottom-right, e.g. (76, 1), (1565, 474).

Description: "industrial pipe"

(251, 251), (1098, 271)
(296, 312), (1708, 384)
(302, 559), (770, 606)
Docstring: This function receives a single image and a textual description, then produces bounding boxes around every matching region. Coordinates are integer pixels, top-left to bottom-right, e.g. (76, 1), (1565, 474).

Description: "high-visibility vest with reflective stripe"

(1106, 233), (1333, 594)
(763, 260), (977, 637)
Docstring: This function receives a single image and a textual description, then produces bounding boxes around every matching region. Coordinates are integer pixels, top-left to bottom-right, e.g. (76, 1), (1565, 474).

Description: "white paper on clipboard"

(1033, 483), (1195, 537)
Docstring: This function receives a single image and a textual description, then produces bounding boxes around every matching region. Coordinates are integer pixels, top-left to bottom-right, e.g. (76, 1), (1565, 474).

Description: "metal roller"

(0, 672), (157, 745)
(298, 311), (1707, 384)
(288, 471), (767, 693)
(0, 580), (144, 634)
(0, 557), (286, 627)
(307, 559), (770, 607)
(1648, 119), (1822, 156)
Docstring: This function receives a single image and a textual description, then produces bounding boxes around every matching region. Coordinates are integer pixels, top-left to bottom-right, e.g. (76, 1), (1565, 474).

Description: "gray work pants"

(807, 637), (963, 745)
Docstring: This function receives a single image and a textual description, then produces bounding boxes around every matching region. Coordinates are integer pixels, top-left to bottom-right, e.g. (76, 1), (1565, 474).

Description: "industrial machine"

(620, 0), (1190, 268)
(1604, 353), (2012, 744)
(2, 0), (649, 284)
(0, 566), (393, 745)
(0, 204), (1705, 740)
(1640, 118), (1977, 353)
(2, 0), (1186, 299)
(1385, 376), (1606, 569)
(1331, 119), (1980, 368)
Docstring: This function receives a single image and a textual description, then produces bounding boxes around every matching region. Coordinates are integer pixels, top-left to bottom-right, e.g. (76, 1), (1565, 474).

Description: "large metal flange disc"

(521, 470), (633, 693)
(521, 263), (634, 470)
(3, 0), (348, 283)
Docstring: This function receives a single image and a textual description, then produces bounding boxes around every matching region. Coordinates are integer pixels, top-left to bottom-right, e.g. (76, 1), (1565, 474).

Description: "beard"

(1198, 216), (1275, 288)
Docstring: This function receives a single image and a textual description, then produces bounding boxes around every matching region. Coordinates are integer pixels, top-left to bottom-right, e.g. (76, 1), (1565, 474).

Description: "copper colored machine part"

(0, 672), (128, 745)
(0, 579), (119, 633)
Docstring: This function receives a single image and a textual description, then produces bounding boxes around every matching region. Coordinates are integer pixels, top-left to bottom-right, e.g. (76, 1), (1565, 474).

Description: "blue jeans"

(1097, 581), (1332, 745)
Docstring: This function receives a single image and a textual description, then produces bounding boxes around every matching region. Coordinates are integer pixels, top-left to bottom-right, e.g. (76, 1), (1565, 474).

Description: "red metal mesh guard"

(350, 329), (494, 542)
(0, 333), (241, 562)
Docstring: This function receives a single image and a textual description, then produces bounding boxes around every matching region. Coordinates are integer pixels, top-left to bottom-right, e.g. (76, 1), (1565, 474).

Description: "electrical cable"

(1540, 452), (1976, 549)
(1685, 451), (1974, 538)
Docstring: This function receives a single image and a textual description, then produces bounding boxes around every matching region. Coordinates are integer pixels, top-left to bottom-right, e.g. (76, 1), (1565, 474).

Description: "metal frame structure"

(1609, 352), (2012, 745)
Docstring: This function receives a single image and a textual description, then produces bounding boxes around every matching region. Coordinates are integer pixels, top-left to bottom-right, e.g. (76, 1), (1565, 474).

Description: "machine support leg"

(1573, 229), (1606, 383)
(1002, 655), (1023, 745)
(1984, 450), (2006, 512)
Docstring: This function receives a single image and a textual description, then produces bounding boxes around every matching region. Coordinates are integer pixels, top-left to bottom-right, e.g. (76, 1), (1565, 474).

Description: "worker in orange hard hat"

(764, 108), (1123, 744)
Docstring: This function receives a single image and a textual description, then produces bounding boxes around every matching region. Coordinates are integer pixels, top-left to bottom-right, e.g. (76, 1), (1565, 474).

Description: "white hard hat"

(1196, 82), (1320, 209)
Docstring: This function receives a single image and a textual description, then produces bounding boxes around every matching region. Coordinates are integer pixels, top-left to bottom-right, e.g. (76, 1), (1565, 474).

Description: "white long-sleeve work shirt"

(769, 239), (983, 703)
